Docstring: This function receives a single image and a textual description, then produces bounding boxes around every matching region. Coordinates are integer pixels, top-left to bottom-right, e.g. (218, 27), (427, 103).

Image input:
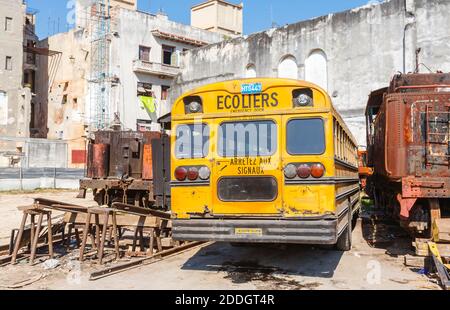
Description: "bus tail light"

(187, 167), (199, 181)
(199, 166), (211, 180)
(284, 164), (297, 179)
(297, 164), (311, 179)
(310, 163), (325, 178)
(175, 167), (188, 181)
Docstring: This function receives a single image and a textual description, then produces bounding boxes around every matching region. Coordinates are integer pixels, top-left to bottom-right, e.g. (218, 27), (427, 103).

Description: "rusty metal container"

(108, 131), (145, 179)
(87, 143), (109, 178)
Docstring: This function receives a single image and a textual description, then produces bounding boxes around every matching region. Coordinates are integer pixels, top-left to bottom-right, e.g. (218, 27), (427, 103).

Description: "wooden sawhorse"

(11, 208), (53, 265)
(79, 207), (120, 264)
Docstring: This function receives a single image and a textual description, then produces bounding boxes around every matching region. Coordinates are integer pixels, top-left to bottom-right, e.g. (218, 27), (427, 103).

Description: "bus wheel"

(336, 210), (352, 251)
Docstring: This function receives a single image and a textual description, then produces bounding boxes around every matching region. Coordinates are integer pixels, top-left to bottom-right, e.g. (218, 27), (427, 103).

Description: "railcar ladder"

(425, 104), (450, 168)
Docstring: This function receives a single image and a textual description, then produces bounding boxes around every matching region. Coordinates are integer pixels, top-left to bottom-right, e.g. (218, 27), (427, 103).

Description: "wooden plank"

(433, 219), (450, 243)
(63, 212), (166, 228)
(414, 239), (450, 257)
(437, 244), (450, 257)
(404, 255), (426, 268)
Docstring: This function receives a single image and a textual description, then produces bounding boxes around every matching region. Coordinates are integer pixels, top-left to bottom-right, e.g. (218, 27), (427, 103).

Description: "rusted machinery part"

(89, 241), (207, 281)
(112, 202), (171, 219)
(33, 198), (82, 208)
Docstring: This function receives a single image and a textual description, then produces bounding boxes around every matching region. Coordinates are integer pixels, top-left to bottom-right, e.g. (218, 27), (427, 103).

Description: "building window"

(278, 55), (298, 79)
(0, 91), (7, 126)
(5, 17), (12, 31)
(137, 82), (153, 96)
(305, 49), (328, 91)
(62, 94), (68, 105)
(23, 70), (36, 92)
(5, 56), (12, 71)
(161, 85), (170, 100)
(162, 45), (175, 66)
(245, 64), (257, 78)
(137, 119), (152, 132)
(139, 45), (151, 62)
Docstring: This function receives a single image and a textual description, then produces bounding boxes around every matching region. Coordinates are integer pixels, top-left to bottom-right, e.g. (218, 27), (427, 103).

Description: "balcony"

(132, 60), (180, 78)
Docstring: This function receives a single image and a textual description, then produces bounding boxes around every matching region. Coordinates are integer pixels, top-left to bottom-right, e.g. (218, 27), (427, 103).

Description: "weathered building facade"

(35, 0), (223, 168)
(0, 0), (35, 167)
(172, 0), (450, 144)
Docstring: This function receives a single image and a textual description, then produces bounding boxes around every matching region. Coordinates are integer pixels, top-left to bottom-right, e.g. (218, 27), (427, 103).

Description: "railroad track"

(90, 241), (209, 281)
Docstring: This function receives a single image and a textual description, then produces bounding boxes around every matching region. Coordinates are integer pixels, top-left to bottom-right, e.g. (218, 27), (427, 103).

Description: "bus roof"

(172, 78), (357, 145)
(174, 78), (329, 102)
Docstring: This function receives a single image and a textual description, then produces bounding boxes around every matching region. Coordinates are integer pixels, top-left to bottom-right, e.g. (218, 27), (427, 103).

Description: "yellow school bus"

(171, 78), (360, 250)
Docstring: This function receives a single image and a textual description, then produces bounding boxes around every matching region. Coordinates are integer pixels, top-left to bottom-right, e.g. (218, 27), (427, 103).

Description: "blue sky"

(27, 0), (373, 39)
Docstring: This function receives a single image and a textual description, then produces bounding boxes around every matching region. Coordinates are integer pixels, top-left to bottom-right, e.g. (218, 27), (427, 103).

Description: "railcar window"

(175, 124), (210, 159)
(287, 118), (325, 155)
(218, 120), (277, 157)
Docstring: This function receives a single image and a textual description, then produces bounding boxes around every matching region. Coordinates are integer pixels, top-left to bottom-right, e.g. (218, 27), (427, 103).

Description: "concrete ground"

(0, 191), (441, 290)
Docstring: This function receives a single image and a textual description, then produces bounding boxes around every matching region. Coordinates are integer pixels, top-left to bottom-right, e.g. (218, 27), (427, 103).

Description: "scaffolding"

(89, 0), (112, 131)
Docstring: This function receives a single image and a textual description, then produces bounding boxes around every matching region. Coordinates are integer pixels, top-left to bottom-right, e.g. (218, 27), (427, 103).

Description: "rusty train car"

(78, 117), (171, 210)
(366, 73), (450, 237)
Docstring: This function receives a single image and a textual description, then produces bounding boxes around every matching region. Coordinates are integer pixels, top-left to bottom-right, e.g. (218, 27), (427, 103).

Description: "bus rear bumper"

(173, 218), (339, 245)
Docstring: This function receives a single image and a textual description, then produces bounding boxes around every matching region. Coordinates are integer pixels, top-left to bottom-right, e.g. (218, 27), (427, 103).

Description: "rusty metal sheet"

(87, 143), (109, 178)
(142, 132), (161, 180)
(79, 178), (153, 192)
(389, 73), (450, 93)
(142, 144), (153, 180)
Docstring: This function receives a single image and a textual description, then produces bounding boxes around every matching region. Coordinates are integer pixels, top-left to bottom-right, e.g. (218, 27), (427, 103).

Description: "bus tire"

(336, 210), (352, 251)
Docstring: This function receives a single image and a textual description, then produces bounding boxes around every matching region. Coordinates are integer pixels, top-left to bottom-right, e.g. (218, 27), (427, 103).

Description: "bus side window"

(333, 119), (337, 158)
(336, 123), (341, 159)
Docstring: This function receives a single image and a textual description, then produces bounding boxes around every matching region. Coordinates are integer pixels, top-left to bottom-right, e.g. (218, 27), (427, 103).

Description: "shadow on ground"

(181, 242), (344, 288)
(360, 203), (415, 257)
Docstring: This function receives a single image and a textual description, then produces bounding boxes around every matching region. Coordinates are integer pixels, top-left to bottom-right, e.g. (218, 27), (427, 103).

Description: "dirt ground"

(0, 191), (441, 290)
(0, 190), (96, 244)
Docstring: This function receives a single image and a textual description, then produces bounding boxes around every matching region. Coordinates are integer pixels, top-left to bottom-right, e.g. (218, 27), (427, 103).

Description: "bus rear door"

(211, 116), (283, 217)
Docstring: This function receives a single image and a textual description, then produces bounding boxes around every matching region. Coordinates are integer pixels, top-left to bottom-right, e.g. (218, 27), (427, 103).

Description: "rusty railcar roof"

(389, 73), (450, 93)
(366, 73), (450, 115)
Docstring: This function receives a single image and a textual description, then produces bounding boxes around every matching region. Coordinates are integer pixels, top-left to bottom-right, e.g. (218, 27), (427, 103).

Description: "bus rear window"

(218, 120), (277, 157)
(287, 118), (325, 155)
(175, 124), (209, 159)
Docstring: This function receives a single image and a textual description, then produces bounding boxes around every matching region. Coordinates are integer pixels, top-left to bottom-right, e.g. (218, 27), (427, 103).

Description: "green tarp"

(139, 96), (157, 122)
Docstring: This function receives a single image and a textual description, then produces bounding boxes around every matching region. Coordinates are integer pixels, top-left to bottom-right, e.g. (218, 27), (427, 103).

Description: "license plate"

(235, 228), (263, 236)
(241, 82), (262, 95)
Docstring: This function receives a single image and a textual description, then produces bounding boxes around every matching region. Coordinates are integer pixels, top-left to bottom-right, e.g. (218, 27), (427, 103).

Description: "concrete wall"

(111, 0), (137, 11)
(0, 0), (31, 167)
(191, 0), (243, 37)
(173, 0), (450, 144)
(0, 168), (83, 191)
(0, 136), (69, 168)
